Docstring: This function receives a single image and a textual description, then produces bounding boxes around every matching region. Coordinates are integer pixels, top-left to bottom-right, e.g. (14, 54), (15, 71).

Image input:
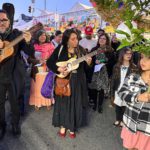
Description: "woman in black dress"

(46, 29), (92, 138)
(88, 33), (116, 113)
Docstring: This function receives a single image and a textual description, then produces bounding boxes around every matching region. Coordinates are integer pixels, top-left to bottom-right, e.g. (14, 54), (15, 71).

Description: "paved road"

(0, 99), (124, 150)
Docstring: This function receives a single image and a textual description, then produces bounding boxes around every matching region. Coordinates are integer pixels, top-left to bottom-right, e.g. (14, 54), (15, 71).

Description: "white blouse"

(114, 65), (129, 106)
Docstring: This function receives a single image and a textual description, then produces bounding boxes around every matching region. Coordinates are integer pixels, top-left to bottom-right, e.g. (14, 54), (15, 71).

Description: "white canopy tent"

(13, 19), (39, 31)
(68, 2), (93, 13)
(60, 2), (99, 23)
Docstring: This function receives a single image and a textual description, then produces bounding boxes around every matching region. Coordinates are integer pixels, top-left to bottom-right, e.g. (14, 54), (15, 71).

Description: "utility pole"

(31, 0), (35, 17)
(55, 0), (59, 30)
(44, 0), (47, 10)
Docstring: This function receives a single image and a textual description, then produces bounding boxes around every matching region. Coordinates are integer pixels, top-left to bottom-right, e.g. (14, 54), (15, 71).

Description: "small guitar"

(56, 48), (104, 78)
(0, 22), (43, 63)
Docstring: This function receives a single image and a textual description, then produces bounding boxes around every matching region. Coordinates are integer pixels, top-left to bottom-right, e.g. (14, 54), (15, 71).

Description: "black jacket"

(0, 29), (34, 84)
(87, 46), (116, 82)
(0, 29), (34, 99)
(46, 45), (89, 107)
(111, 64), (138, 97)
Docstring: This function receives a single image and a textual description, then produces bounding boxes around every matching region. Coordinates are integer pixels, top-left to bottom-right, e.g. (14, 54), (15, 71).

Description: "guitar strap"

(58, 45), (63, 59)
(57, 45), (72, 79)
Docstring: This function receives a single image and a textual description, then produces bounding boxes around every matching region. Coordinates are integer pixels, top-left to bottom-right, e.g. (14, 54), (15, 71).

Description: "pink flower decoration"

(91, 2), (97, 7)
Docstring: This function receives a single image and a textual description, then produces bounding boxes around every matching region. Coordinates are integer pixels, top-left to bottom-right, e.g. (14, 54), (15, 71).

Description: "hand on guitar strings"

(0, 39), (4, 49)
(58, 66), (69, 76)
(85, 56), (92, 65)
(23, 31), (32, 43)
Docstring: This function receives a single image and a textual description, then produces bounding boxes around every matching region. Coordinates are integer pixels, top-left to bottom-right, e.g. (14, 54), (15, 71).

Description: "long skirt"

(52, 73), (88, 132)
(29, 72), (53, 108)
(121, 127), (150, 150)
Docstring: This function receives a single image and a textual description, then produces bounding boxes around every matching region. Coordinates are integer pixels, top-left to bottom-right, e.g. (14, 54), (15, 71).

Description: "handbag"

(41, 45), (64, 98)
(54, 45), (71, 97)
(55, 77), (71, 97)
(41, 71), (55, 98)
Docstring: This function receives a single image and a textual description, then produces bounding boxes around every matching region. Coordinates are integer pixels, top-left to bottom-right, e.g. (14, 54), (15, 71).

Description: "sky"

(0, 0), (92, 19)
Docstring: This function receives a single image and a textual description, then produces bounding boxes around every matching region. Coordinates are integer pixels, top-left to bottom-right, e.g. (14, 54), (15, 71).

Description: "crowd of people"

(0, 8), (150, 150)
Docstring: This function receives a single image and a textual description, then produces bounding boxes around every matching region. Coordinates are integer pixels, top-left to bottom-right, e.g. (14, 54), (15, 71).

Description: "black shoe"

(0, 126), (6, 140)
(98, 106), (103, 113)
(20, 110), (25, 117)
(12, 125), (21, 137)
(92, 105), (96, 111)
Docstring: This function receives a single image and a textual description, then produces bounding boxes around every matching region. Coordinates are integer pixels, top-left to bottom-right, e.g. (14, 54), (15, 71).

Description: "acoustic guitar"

(0, 22), (43, 63)
(56, 48), (104, 78)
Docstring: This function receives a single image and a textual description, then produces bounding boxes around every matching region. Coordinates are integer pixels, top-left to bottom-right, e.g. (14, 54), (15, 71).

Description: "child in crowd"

(111, 47), (138, 127)
(118, 52), (150, 150)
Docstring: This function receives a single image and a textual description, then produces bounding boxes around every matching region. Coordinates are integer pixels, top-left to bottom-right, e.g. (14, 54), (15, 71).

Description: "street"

(0, 99), (123, 150)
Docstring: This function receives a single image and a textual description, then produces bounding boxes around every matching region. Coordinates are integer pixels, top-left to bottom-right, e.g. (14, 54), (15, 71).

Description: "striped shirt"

(118, 73), (150, 136)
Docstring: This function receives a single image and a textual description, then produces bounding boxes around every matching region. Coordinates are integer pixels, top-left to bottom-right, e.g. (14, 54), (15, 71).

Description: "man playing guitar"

(0, 9), (34, 140)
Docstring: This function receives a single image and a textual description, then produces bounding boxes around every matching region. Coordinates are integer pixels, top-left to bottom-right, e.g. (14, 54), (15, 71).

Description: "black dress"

(47, 45), (88, 132)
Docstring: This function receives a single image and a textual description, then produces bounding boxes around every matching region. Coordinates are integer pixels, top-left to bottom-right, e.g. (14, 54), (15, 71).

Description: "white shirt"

(79, 38), (97, 52)
(114, 65), (129, 106)
(52, 39), (59, 48)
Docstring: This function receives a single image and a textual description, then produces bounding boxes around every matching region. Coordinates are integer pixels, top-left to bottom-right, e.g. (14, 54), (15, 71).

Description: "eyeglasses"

(0, 19), (9, 24)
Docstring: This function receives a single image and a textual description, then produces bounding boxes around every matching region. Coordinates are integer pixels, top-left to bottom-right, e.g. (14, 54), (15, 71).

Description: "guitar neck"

(3, 23), (43, 51)
(4, 34), (24, 50)
(72, 50), (99, 66)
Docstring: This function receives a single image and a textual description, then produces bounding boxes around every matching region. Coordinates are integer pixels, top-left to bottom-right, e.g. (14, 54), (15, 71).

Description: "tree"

(90, 0), (150, 55)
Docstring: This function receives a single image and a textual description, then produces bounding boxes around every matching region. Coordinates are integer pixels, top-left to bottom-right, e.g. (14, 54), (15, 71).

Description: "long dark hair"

(138, 53), (150, 75)
(94, 33), (112, 52)
(34, 30), (49, 44)
(61, 29), (86, 57)
(114, 47), (137, 78)
(117, 47), (133, 66)
(61, 29), (77, 47)
(97, 33), (110, 47)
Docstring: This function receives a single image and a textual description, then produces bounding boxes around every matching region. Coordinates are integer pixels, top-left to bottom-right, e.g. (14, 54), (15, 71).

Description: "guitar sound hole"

(67, 63), (72, 71)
